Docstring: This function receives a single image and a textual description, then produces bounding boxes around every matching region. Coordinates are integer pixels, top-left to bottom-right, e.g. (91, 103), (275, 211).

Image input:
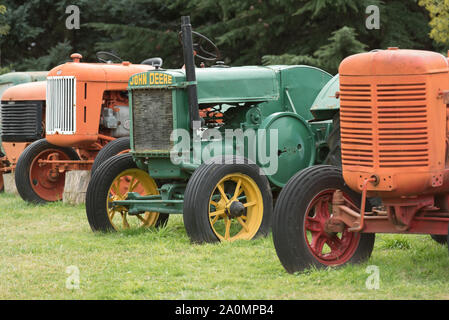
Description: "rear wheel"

(86, 153), (168, 232)
(15, 139), (80, 204)
(91, 137), (130, 174)
(272, 165), (375, 273)
(183, 156), (273, 243)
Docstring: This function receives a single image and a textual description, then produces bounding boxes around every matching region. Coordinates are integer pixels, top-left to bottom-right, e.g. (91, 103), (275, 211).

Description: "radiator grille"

(340, 83), (374, 167)
(340, 81), (429, 169)
(0, 100), (44, 142)
(46, 76), (76, 134)
(132, 89), (173, 153)
(376, 83), (428, 168)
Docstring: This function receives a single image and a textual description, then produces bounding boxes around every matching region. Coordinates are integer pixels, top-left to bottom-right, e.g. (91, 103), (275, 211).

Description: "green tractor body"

(86, 17), (336, 242)
(120, 65), (332, 214)
(309, 74), (340, 121)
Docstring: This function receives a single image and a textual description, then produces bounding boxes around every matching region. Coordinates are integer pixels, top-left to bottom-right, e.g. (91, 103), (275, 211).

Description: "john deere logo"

(129, 72), (173, 86)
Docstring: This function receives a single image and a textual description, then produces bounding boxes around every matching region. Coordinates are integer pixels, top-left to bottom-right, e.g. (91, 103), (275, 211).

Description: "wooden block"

(63, 170), (91, 205)
(3, 173), (18, 195)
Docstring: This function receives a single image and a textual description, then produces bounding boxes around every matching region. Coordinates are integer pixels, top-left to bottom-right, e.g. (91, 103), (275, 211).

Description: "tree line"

(0, 0), (447, 75)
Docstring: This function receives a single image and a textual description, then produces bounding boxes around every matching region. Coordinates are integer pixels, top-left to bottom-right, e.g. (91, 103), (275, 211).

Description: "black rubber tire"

(324, 112), (341, 167)
(272, 165), (375, 273)
(183, 156), (273, 244)
(430, 235), (447, 245)
(15, 138), (80, 204)
(91, 137), (130, 174)
(85, 153), (169, 232)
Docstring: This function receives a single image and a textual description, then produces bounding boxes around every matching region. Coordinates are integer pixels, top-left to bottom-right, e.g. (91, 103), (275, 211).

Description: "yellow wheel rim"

(208, 173), (263, 241)
(106, 168), (160, 230)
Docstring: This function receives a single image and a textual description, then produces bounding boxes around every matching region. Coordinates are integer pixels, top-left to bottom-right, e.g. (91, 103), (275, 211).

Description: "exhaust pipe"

(180, 16), (201, 130)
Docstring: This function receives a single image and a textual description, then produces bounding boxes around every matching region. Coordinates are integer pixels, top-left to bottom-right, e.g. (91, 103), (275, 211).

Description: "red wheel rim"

(29, 149), (72, 201)
(303, 189), (360, 266)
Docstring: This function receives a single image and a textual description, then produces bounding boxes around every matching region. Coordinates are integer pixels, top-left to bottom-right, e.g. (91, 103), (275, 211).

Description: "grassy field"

(0, 192), (448, 300)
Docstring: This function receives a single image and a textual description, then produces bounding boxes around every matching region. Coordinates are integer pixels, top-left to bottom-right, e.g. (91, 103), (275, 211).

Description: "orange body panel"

(1, 142), (29, 166)
(1, 81), (46, 101)
(45, 59), (155, 147)
(339, 49), (449, 198)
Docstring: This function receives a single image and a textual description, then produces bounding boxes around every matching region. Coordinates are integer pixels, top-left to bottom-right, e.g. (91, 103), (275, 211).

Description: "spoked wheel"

(183, 157), (273, 243)
(273, 165), (375, 273)
(304, 190), (362, 265)
(86, 153), (168, 232)
(15, 139), (80, 203)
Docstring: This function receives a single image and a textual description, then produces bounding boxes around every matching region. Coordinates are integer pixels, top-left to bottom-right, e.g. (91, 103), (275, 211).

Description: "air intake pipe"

(180, 16), (202, 131)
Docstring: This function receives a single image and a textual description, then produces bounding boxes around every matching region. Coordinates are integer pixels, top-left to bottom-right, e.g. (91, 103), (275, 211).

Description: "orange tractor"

(273, 48), (449, 273)
(8, 52), (161, 203)
(0, 80), (47, 191)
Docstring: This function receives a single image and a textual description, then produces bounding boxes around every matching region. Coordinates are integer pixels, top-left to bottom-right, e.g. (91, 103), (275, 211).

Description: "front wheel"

(272, 165), (375, 273)
(183, 157), (273, 243)
(85, 153), (168, 232)
(15, 139), (80, 203)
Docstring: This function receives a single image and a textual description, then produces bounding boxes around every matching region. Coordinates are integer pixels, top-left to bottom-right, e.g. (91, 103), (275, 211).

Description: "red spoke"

(304, 189), (361, 265)
(305, 217), (321, 232)
(310, 233), (326, 255)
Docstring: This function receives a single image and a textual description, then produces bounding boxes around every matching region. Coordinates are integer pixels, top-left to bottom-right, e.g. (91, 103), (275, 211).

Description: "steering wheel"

(178, 31), (221, 63)
(96, 51), (123, 63)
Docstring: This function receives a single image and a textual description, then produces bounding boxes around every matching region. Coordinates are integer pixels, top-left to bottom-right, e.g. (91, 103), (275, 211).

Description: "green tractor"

(85, 17), (334, 243)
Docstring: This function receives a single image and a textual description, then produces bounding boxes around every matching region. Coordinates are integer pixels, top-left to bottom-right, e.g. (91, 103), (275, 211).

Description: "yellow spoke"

(121, 212), (130, 229)
(111, 180), (119, 194)
(108, 208), (116, 220)
(241, 215), (248, 221)
(237, 217), (249, 232)
(209, 208), (226, 217)
(224, 217), (231, 240)
(211, 215), (219, 225)
(233, 179), (242, 200)
(216, 183), (229, 202)
(115, 178), (123, 196)
(128, 176), (138, 192)
(210, 201), (219, 208)
(243, 201), (257, 208)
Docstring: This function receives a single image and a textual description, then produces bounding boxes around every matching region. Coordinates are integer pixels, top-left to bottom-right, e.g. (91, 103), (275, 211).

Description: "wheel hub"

(226, 201), (245, 218)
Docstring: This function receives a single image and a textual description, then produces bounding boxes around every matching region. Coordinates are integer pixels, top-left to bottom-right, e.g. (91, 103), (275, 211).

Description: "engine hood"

(1, 81), (46, 101)
(48, 61), (155, 82)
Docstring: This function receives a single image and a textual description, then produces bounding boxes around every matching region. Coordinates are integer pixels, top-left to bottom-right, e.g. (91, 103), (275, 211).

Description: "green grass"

(0, 193), (448, 300)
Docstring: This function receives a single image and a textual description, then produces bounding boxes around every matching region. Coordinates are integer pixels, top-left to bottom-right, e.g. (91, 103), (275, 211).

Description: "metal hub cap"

(227, 201), (245, 218)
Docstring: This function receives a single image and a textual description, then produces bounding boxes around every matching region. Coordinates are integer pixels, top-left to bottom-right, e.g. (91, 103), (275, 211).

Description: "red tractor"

(273, 48), (449, 273)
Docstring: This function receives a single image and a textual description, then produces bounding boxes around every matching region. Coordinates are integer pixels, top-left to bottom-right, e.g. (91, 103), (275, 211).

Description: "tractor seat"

(141, 57), (163, 68)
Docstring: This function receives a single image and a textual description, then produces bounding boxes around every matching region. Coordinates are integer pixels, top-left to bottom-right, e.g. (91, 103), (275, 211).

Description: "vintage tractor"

(272, 48), (449, 273)
(85, 17), (333, 243)
(0, 71), (48, 191)
(12, 52), (161, 203)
